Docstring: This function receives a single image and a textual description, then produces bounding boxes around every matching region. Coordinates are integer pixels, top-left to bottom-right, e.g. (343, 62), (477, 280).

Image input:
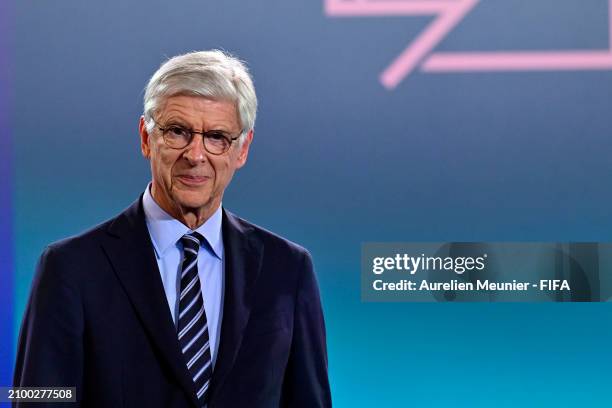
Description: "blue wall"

(7, 0), (612, 405)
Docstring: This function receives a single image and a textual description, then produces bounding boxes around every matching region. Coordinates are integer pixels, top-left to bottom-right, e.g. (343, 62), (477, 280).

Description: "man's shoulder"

(46, 218), (111, 255)
(45, 200), (137, 258)
(32, 213), (123, 288)
(224, 210), (312, 263)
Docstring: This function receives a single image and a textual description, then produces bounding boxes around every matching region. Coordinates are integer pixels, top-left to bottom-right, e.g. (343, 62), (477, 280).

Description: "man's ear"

(236, 129), (254, 169)
(139, 116), (151, 159)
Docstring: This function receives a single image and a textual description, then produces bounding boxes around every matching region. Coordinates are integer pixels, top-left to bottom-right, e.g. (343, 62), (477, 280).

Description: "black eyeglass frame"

(151, 118), (243, 155)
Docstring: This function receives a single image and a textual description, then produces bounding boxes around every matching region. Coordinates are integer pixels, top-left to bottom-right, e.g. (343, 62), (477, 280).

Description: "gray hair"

(143, 50), (257, 141)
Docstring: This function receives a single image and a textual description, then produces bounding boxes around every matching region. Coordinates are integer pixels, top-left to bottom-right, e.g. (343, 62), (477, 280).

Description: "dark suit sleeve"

(281, 251), (332, 407)
(13, 246), (84, 407)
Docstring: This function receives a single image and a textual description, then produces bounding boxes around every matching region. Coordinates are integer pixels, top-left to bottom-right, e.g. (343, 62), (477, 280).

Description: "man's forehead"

(158, 95), (239, 127)
(159, 94), (236, 111)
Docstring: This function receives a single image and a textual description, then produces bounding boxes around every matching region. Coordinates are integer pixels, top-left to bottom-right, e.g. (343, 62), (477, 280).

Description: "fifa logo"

(325, 0), (612, 89)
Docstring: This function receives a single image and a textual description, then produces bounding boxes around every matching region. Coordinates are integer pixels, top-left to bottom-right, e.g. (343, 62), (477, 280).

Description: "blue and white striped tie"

(178, 232), (212, 406)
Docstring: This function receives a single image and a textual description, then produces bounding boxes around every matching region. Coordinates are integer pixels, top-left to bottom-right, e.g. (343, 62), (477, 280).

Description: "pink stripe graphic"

(423, 51), (612, 72)
(325, 0), (452, 15)
(325, 0), (612, 88)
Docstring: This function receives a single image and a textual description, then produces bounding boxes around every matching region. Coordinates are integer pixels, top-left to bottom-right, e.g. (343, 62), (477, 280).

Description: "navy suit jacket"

(13, 198), (332, 407)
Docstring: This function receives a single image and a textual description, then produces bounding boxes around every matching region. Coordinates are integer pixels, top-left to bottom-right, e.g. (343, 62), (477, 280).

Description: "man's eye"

(168, 126), (188, 137)
(207, 132), (227, 141)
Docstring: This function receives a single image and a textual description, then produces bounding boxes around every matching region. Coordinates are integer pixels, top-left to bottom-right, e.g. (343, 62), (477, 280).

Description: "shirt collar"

(142, 184), (224, 260)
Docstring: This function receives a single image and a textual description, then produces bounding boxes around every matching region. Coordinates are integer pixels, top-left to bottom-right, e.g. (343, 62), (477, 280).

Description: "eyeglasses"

(153, 119), (243, 155)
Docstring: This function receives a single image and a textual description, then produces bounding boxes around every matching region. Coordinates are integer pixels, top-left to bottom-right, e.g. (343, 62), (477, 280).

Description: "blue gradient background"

(5, 0), (612, 406)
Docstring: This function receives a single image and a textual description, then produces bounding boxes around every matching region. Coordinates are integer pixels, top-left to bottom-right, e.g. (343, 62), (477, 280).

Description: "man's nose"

(183, 135), (207, 163)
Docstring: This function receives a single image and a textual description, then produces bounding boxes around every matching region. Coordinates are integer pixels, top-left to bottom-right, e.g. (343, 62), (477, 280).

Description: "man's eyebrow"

(207, 128), (233, 134)
(163, 117), (190, 127)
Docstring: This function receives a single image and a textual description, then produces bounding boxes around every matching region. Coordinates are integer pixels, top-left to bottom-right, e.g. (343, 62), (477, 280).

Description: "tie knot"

(180, 232), (204, 252)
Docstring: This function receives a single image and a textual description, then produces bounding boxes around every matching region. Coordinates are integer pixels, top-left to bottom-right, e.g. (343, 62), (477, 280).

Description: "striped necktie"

(178, 232), (212, 406)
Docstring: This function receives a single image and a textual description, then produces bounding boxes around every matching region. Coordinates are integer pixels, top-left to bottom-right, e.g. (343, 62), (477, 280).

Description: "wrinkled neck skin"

(151, 181), (220, 230)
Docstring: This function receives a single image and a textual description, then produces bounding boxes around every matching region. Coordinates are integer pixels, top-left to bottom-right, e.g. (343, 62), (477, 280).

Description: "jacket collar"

(103, 197), (200, 407)
(208, 209), (263, 400)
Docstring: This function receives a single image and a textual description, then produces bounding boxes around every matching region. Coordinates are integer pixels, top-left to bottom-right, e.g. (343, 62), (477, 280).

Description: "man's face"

(139, 95), (252, 220)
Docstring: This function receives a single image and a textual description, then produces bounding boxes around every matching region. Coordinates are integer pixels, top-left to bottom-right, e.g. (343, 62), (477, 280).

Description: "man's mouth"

(175, 174), (210, 186)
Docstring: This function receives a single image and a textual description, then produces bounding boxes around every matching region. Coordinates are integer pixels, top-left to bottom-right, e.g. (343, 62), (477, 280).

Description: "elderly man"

(14, 50), (331, 407)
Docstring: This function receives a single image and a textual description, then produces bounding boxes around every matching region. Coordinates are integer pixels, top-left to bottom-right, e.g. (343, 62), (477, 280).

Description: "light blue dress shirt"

(142, 185), (224, 368)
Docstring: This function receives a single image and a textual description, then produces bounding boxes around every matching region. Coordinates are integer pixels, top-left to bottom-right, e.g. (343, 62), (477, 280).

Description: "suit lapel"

(102, 198), (200, 407)
(209, 209), (263, 400)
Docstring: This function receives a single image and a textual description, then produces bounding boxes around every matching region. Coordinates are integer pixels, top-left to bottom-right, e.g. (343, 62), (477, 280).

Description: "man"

(13, 50), (332, 407)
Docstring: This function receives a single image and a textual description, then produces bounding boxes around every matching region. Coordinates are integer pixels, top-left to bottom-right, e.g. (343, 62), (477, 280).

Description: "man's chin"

(172, 193), (215, 213)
